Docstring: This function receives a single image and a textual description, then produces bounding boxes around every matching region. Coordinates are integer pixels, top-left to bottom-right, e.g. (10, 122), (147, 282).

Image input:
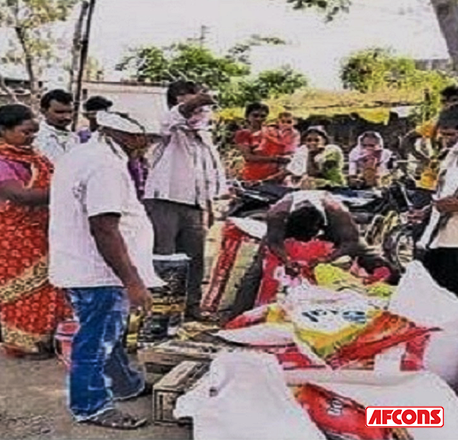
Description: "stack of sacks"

(218, 284), (439, 372)
(390, 261), (458, 388)
(176, 352), (458, 440)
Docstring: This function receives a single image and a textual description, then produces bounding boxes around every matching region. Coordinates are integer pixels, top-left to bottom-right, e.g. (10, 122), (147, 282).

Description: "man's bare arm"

(89, 213), (152, 309)
(323, 197), (361, 260)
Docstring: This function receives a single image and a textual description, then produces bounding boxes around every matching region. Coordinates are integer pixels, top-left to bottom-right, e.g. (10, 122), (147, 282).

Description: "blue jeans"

(67, 287), (145, 421)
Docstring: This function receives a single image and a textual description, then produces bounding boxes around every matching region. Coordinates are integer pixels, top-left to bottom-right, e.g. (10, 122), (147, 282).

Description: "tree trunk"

(72, 0), (97, 131)
(14, 25), (39, 109)
(430, 0), (458, 72)
(69, 1), (90, 93)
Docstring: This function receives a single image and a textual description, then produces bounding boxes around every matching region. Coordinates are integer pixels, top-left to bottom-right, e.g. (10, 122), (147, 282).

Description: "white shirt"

(34, 121), (80, 163)
(144, 105), (227, 207)
(49, 134), (163, 288)
(420, 143), (458, 249)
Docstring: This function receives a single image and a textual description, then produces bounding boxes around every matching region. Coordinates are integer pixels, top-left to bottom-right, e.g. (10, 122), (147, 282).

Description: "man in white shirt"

(34, 89), (79, 163)
(416, 105), (458, 296)
(143, 85), (226, 321)
(49, 111), (162, 430)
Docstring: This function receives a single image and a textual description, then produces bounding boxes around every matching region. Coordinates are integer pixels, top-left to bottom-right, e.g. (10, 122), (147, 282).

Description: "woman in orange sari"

(0, 104), (71, 359)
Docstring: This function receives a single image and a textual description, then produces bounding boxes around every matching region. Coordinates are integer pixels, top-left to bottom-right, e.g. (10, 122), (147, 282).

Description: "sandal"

(81, 409), (148, 430)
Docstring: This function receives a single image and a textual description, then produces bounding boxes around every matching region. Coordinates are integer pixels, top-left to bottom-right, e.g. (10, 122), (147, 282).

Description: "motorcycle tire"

(383, 224), (415, 273)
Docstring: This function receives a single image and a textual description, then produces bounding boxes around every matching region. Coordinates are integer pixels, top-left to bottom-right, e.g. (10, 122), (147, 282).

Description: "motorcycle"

(225, 178), (430, 273)
(225, 180), (294, 220)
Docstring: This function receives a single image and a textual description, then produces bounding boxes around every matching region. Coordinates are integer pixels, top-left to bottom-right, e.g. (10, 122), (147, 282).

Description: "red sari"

(0, 144), (71, 356)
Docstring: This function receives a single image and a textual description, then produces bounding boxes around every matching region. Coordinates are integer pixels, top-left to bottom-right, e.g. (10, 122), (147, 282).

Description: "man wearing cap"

(49, 111), (163, 429)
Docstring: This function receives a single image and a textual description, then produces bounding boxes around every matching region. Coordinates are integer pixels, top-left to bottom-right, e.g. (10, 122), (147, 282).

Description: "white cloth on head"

(49, 133), (164, 289)
(34, 121), (80, 164)
(96, 111), (144, 134)
(348, 132), (392, 177)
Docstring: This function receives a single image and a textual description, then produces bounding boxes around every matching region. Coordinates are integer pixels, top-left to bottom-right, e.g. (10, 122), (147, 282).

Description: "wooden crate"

(137, 340), (221, 375)
(152, 361), (208, 425)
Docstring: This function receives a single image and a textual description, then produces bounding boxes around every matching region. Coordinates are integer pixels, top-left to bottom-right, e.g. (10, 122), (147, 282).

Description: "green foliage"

(340, 47), (456, 124)
(341, 48), (453, 95)
(0, 0), (80, 77)
(117, 43), (249, 89)
(218, 66), (308, 107)
(118, 42), (308, 108)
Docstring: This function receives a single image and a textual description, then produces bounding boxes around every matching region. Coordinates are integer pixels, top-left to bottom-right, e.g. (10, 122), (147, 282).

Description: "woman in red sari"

(0, 104), (71, 359)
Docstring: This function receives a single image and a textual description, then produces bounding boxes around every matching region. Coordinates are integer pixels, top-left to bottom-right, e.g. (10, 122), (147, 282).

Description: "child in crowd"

(257, 111), (300, 157)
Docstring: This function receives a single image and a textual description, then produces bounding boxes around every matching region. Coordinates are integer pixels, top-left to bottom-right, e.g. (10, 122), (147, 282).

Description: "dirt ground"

(0, 353), (192, 440)
(0, 221), (227, 440)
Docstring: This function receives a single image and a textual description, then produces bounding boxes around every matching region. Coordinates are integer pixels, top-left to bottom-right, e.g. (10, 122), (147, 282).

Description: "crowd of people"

(1, 79), (458, 430)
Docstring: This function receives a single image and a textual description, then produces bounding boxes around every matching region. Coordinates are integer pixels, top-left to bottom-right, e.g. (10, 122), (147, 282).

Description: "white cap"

(97, 111), (144, 134)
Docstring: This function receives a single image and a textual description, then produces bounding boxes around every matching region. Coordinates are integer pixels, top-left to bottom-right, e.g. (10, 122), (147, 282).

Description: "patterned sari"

(0, 144), (71, 356)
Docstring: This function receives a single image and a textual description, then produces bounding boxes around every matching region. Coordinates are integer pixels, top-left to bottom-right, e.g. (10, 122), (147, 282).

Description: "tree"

(0, 0), (80, 104)
(118, 42), (308, 108)
(283, 0), (458, 72)
(218, 66), (308, 107)
(341, 47), (452, 93)
(117, 43), (250, 89)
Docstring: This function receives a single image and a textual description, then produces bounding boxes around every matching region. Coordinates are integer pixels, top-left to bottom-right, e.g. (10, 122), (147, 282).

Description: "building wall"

(81, 81), (167, 133)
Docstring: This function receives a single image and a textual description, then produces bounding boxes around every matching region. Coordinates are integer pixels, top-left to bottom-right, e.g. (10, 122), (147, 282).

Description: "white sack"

(174, 351), (326, 440)
(391, 261), (458, 387)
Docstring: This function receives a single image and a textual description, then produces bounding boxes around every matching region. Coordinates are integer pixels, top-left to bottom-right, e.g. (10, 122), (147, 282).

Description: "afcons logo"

(366, 407), (444, 428)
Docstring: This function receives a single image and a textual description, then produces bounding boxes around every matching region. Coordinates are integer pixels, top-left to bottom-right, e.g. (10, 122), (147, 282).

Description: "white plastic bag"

(174, 352), (326, 440)
(391, 261), (458, 387)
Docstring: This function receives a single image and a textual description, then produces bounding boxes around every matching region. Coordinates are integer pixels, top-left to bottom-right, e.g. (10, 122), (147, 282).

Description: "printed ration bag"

(202, 219), (260, 313)
(219, 304), (294, 346)
(174, 352), (326, 440)
(294, 382), (412, 440)
(256, 239), (335, 306)
(290, 286), (438, 370)
(391, 261), (458, 386)
(314, 263), (395, 300)
(286, 369), (458, 440)
(290, 291), (381, 360)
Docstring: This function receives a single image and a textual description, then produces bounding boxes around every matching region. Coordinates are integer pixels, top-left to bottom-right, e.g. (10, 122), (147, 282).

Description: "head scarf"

(357, 131), (384, 151)
(96, 111), (145, 134)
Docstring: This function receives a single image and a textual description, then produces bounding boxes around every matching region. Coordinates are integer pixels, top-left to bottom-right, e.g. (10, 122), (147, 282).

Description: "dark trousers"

(144, 199), (205, 310)
(422, 248), (458, 297)
(230, 249), (263, 320)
